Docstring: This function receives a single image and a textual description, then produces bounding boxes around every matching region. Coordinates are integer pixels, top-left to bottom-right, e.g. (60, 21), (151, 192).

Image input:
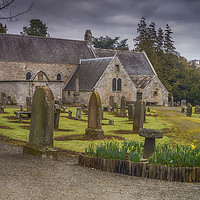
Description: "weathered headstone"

(19, 113), (23, 122)
(20, 105), (23, 111)
(23, 87), (58, 159)
(186, 103), (192, 117)
(76, 107), (82, 120)
(181, 107), (185, 113)
(133, 100), (144, 134)
(139, 128), (163, 159)
(143, 104), (146, 123)
(113, 102), (118, 114)
(108, 119), (114, 125)
(181, 100), (186, 108)
(0, 105), (4, 113)
(68, 110), (72, 118)
(176, 101), (180, 107)
(128, 104), (134, 121)
(109, 96), (114, 111)
(147, 107), (150, 112)
(29, 87), (54, 147)
(54, 104), (61, 129)
(195, 105), (200, 114)
(26, 97), (32, 111)
(119, 96), (127, 117)
(73, 73), (80, 103)
(85, 91), (104, 139)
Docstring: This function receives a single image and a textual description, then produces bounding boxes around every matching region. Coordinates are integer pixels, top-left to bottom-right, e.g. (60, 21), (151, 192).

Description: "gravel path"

(0, 140), (200, 200)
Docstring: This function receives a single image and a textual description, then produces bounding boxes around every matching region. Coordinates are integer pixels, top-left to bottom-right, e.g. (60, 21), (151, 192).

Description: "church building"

(0, 30), (168, 106)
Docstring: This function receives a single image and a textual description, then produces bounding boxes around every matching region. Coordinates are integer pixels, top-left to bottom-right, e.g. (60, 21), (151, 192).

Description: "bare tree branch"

(0, 0), (33, 20)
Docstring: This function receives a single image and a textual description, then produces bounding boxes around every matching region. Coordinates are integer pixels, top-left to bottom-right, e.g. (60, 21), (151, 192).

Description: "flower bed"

(78, 140), (200, 182)
(78, 154), (200, 182)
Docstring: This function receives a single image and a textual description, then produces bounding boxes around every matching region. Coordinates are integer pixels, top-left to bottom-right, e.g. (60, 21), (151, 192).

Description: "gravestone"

(19, 113), (23, 122)
(139, 128), (163, 159)
(108, 119), (114, 125)
(23, 87), (58, 159)
(113, 102), (118, 114)
(147, 107), (150, 112)
(73, 73), (80, 103)
(29, 87), (54, 147)
(133, 100), (144, 134)
(186, 103), (192, 117)
(143, 104), (146, 123)
(176, 101), (180, 107)
(128, 104), (134, 121)
(0, 105), (4, 113)
(119, 96), (127, 117)
(85, 91), (104, 139)
(181, 100), (186, 108)
(54, 104), (61, 129)
(20, 105), (23, 111)
(109, 96), (114, 111)
(26, 97), (32, 111)
(195, 105), (200, 114)
(68, 110), (72, 118)
(76, 107), (82, 120)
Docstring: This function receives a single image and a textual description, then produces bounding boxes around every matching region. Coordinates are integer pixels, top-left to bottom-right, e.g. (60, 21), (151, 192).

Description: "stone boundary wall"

(78, 154), (200, 183)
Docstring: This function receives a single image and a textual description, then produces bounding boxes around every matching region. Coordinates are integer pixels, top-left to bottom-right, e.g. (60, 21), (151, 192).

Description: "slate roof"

(0, 34), (95, 64)
(64, 57), (113, 91)
(95, 49), (155, 76)
(130, 75), (153, 91)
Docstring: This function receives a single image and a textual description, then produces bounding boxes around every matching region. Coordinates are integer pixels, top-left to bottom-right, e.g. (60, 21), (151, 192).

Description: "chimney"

(84, 30), (92, 44)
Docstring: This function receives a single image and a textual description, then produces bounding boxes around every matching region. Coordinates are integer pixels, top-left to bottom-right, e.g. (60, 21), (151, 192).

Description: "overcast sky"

(1, 0), (200, 60)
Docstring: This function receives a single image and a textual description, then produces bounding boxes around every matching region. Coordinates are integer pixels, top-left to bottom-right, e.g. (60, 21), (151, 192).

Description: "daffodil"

(191, 144), (195, 149)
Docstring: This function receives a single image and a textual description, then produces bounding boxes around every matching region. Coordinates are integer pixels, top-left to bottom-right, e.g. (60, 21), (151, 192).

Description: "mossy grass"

(0, 106), (199, 152)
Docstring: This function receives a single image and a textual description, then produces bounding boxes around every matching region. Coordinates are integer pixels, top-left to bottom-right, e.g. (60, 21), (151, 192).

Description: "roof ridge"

(0, 33), (86, 43)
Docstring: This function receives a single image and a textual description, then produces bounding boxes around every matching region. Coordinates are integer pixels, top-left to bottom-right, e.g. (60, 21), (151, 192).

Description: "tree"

(133, 17), (149, 51)
(164, 24), (175, 53)
(0, 0), (33, 20)
(0, 22), (7, 33)
(148, 22), (157, 50)
(92, 36), (129, 50)
(20, 19), (50, 37)
(156, 27), (164, 54)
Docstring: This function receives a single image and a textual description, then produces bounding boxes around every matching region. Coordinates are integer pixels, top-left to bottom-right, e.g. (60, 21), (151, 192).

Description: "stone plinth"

(139, 128), (163, 159)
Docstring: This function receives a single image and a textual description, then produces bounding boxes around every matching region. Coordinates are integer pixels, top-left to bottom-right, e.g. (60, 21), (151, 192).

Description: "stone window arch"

(26, 72), (32, 80)
(112, 78), (116, 91)
(117, 78), (122, 91)
(57, 73), (61, 81)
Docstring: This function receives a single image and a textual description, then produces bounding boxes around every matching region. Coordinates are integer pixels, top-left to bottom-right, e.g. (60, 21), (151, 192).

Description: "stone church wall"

(0, 61), (76, 85)
(142, 76), (168, 106)
(0, 81), (63, 106)
(94, 57), (137, 105)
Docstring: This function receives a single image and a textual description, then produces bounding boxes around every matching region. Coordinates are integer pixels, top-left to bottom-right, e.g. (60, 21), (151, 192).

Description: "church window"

(38, 72), (44, 81)
(117, 78), (122, 91)
(115, 65), (120, 72)
(57, 73), (61, 81)
(112, 78), (116, 91)
(26, 72), (32, 80)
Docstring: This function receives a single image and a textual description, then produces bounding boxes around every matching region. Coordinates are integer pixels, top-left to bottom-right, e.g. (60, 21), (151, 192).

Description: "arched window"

(26, 72), (31, 80)
(117, 78), (121, 91)
(112, 78), (116, 91)
(57, 73), (61, 81)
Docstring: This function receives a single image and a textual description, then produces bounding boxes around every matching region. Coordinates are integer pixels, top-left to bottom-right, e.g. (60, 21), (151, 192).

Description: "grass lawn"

(0, 106), (199, 153)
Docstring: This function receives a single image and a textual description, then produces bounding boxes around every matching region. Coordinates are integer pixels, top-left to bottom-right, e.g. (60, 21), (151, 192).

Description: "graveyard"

(0, 101), (200, 153)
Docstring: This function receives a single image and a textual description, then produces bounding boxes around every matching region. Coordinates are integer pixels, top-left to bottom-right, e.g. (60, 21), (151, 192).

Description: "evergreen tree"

(156, 27), (164, 54)
(20, 19), (49, 37)
(148, 22), (157, 50)
(92, 36), (129, 50)
(164, 24), (175, 53)
(0, 23), (7, 33)
(133, 17), (149, 51)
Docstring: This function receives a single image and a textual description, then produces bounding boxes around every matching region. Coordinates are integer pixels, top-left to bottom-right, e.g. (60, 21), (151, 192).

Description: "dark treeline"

(92, 17), (200, 105)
